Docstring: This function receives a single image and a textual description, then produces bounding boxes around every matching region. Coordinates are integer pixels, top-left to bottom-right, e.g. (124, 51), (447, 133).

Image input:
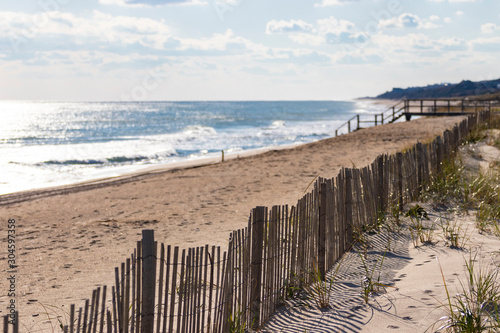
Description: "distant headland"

(372, 77), (500, 100)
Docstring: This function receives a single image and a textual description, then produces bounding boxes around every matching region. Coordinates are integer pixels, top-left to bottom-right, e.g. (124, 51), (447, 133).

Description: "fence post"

(141, 230), (156, 333)
(436, 136), (443, 175)
(345, 169), (353, 249)
(318, 182), (327, 281)
(416, 142), (423, 196)
(377, 156), (384, 213)
(250, 207), (265, 329)
(14, 311), (18, 333)
(396, 152), (403, 210)
(356, 115), (360, 130)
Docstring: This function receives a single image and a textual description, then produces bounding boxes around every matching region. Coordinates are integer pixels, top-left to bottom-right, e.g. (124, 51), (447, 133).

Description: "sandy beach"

(0, 116), (476, 331)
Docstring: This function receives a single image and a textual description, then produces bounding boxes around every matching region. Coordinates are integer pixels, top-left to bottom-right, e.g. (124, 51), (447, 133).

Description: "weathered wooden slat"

(82, 299), (89, 333)
(201, 244), (209, 333)
(345, 168), (353, 249)
(99, 286), (106, 333)
(207, 246), (215, 333)
(161, 245), (171, 333)
(120, 262), (125, 333)
(3, 315), (7, 333)
(236, 229), (243, 321)
(318, 182), (327, 280)
(168, 247), (179, 333)
(156, 244), (165, 333)
(106, 311), (112, 333)
(111, 288), (117, 333)
(93, 287), (100, 333)
(175, 249), (186, 333)
(131, 251), (136, 333)
(337, 171), (345, 257)
(194, 246), (202, 333)
(69, 304), (75, 333)
(213, 247), (221, 333)
(76, 307), (82, 333)
(88, 290), (96, 333)
(136, 241), (142, 333)
(216, 251), (227, 333)
(183, 248), (192, 333)
(261, 209), (269, 324)
(289, 205), (298, 289)
(250, 207), (265, 329)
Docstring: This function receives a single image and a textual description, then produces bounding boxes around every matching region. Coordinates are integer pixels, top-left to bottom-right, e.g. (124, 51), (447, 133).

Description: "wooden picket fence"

(2, 111), (491, 333)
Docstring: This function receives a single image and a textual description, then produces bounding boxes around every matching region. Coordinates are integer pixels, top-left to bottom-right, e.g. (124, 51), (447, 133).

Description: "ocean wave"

(269, 120), (286, 129)
(182, 125), (217, 139)
(39, 153), (177, 167)
(43, 159), (107, 165)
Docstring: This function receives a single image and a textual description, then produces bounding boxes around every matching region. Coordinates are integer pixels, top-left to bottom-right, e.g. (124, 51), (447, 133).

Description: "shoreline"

(0, 143), (303, 205)
(1, 99), (398, 198)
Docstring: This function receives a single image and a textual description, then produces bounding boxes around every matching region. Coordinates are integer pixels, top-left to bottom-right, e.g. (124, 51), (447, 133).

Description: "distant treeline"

(376, 78), (500, 100)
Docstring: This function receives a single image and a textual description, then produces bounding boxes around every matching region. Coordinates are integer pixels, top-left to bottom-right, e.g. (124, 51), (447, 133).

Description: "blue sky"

(1, 0), (499, 101)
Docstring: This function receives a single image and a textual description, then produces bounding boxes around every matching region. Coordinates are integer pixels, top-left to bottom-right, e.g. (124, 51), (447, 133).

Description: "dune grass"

(432, 254), (500, 332)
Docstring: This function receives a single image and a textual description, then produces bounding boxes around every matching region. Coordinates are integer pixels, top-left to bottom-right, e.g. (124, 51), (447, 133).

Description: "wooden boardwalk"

(401, 98), (498, 120)
(336, 98), (499, 136)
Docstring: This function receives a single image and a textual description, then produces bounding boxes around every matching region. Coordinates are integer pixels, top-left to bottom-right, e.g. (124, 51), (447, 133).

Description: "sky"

(0, 0), (499, 101)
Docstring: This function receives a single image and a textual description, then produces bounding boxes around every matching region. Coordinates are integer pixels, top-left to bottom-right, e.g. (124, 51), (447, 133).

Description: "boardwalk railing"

(402, 99), (498, 119)
(2, 111), (492, 333)
(335, 100), (406, 136)
(335, 98), (499, 136)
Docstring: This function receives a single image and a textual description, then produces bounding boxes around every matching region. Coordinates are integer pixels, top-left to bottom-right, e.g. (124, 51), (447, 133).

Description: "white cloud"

(372, 33), (469, 59)
(444, 17), (452, 23)
(455, 10), (464, 16)
(288, 34), (324, 46)
(379, 13), (439, 29)
(1, 10), (171, 50)
(315, 0), (360, 7)
(266, 20), (314, 34)
(99, 0), (207, 7)
(177, 29), (249, 51)
(266, 17), (368, 46)
(428, 0), (478, 2)
(317, 17), (355, 35)
(429, 15), (440, 21)
(481, 23), (500, 34)
(318, 16), (368, 44)
(471, 36), (500, 52)
(439, 36), (467, 51)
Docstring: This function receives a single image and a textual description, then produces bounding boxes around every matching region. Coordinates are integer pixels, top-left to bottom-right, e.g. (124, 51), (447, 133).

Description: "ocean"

(0, 100), (388, 195)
